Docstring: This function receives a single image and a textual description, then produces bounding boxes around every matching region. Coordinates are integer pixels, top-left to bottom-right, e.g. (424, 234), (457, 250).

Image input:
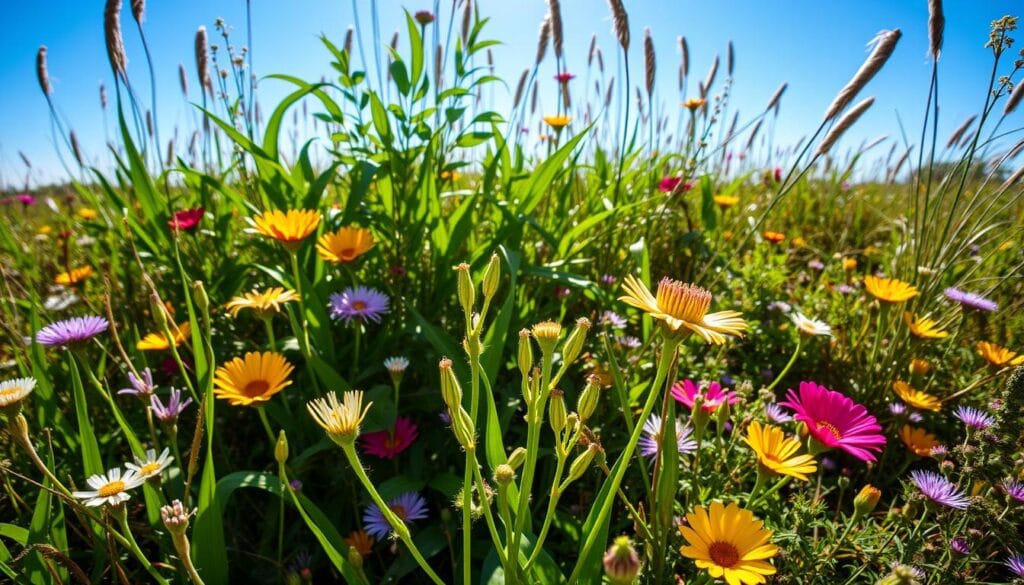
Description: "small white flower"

(43, 292), (80, 311)
(125, 447), (174, 480)
(791, 312), (832, 337)
(0, 377), (36, 408)
(73, 467), (144, 507)
(383, 356), (410, 373)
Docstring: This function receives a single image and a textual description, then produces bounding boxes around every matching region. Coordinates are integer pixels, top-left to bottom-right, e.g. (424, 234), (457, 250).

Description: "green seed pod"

(577, 374), (601, 421)
(482, 253), (501, 301)
(192, 280), (209, 315)
(518, 329), (533, 379)
(439, 358), (463, 409)
(507, 447), (527, 470)
(549, 389), (567, 435)
(560, 317), (591, 365)
(274, 430), (289, 464)
(565, 443), (602, 485)
(149, 292), (168, 330)
(494, 464), (515, 485)
(454, 263), (475, 317)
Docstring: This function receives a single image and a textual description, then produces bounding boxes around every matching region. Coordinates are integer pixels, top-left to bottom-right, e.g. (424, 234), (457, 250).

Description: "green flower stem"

(523, 450), (568, 571)
(570, 334), (680, 583)
(10, 415), (75, 500)
(256, 406), (277, 447)
(496, 483), (516, 568)
(764, 336), (802, 394)
(461, 340), (485, 585)
(115, 505), (172, 585)
(470, 457), (508, 567)
(263, 316), (277, 351)
(817, 514), (856, 572)
(868, 303), (888, 370)
(289, 251), (312, 358)
(748, 476), (791, 509)
(160, 320), (198, 401)
(340, 443), (444, 585)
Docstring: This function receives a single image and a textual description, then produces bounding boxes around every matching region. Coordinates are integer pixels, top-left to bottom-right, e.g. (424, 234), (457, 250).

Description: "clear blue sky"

(2, 0), (1021, 187)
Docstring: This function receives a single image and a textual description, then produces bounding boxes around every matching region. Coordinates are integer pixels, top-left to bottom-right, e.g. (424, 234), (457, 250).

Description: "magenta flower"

(658, 176), (692, 194)
(36, 316), (109, 348)
(168, 207), (204, 232)
(554, 72), (576, 83)
(1002, 480), (1024, 503)
(778, 381), (885, 462)
(328, 286), (390, 324)
(17, 194), (36, 206)
(671, 379), (739, 413)
(910, 470), (970, 510)
(361, 417), (418, 459)
(363, 491), (429, 540)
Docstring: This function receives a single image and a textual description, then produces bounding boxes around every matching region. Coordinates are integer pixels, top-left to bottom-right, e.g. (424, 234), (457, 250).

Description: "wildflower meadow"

(3, 0), (1024, 583)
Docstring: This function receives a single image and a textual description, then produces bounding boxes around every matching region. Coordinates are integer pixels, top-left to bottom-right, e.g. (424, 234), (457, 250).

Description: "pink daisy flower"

(361, 416), (418, 459)
(671, 379), (739, 412)
(779, 381), (886, 462)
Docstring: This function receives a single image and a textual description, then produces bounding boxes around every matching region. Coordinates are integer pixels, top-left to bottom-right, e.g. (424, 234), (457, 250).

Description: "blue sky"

(2, 0), (1021, 187)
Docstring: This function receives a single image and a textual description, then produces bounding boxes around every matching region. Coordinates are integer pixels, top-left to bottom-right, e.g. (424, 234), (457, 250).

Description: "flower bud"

(482, 253), (501, 301)
(452, 406), (476, 451)
(149, 293), (169, 330)
(577, 375), (601, 422)
(347, 546), (363, 570)
(494, 464), (516, 486)
(507, 447), (527, 470)
(853, 484), (881, 519)
(909, 358), (931, 377)
(160, 499), (193, 536)
(454, 263), (475, 317)
(560, 317), (591, 366)
(565, 443), (602, 485)
(549, 389), (567, 435)
(192, 280), (209, 316)
(275, 430), (289, 464)
(565, 412), (579, 435)
(603, 535), (642, 585)
(532, 321), (562, 354)
(517, 329), (533, 379)
(439, 358), (462, 409)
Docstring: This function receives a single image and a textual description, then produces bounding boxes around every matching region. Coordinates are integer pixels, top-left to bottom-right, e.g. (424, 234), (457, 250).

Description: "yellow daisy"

(892, 380), (941, 412)
(976, 341), (1024, 367)
(842, 257), (857, 271)
(542, 115), (571, 130)
(307, 390), (372, 446)
(225, 288), (300, 319)
(743, 421), (817, 481)
(213, 351), (294, 406)
(619, 275), (747, 344)
(252, 209), (321, 251)
(682, 97), (707, 110)
(679, 501), (778, 585)
(77, 208), (99, 220)
(899, 425), (940, 457)
(903, 313), (949, 339)
(54, 266), (93, 286)
(713, 194), (739, 209)
(316, 227), (375, 264)
(864, 275), (918, 304)
(137, 322), (191, 351)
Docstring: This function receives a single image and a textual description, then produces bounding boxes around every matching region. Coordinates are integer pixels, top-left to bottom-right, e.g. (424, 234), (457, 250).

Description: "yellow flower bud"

(853, 484), (881, 519)
(532, 320), (562, 354)
(274, 430), (289, 464)
(482, 253), (501, 301)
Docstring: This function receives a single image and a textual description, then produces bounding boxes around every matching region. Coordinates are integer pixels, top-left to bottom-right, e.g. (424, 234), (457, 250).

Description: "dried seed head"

(607, 0), (630, 52)
(946, 115), (976, 148)
(513, 69), (529, 108)
(680, 36), (690, 77)
(99, 82), (108, 109)
(536, 14), (551, 66)
(548, 0), (564, 59)
(745, 119), (763, 152)
(704, 55), (719, 93)
(999, 164), (1024, 192)
(391, 31), (399, 51)
(824, 29), (901, 121)
(36, 46), (52, 97)
(131, 0), (145, 24)
(588, 34), (597, 67)
(819, 96), (875, 155)
(70, 131), (83, 165)
(195, 26), (212, 94)
(604, 77), (615, 107)
(104, 0), (128, 79)
(178, 63), (188, 96)
(928, 0), (944, 61)
(343, 26), (354, 54)
(727, 40), (735, 76)
(766, 81), (787, 113)
(461, 0), (472, 46)
(1005, 82), (1024, 115)
(643, 28), (656, 96)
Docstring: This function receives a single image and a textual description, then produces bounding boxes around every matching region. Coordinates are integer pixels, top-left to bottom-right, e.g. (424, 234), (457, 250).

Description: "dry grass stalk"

(1004, 81), (1024, 115)
(605, 77), (615, 107)
(36, 46), (52, 96)
(928, 0), (944, 61)
(819, 96), (875, 154)
(104, 0), (128, 79)
(166, 139), (175, 167)
(824, 29), (900, 121)
(513, 69), (529, 108)
(680, 36), (689, 77)
(597, 48), (604, 73)
(588, 34), (597, 67)
(999, 164), (1024, 192)
(746, 119), (763, 151)
(146, 111), (153, 137)
(607, 0), (630, 52)
(461, 0), (473, 46)
(537, 15), (551, 66)
(131, 0), (145, 24)
(195, 26), (212, 95)
(178, 64), (188, 96)
(530, 79), (539, 114)
(643, 28), (656, 96)
(70, 131), (83, 165)
(548, 0), (564, 59)
(766, 82), (787, 112)
(946, 115), (976, 148)
(727, 40), (735, 76)
(99, 82), (108, 109)
(704, 55), (719, 93)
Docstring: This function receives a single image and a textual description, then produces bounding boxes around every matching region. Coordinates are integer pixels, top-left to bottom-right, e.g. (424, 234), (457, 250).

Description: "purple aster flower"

(764, 403), (793, 423)
(950, 537), (970, 555)
(363, 491), (429, 540)
(719, 374), (735, 387)
(289, 479), (303, 493)
(150, 388), (193, 423)
(36, 316), (108, 347)
(910, 470), (970, 510)
(944, 287), (998, 312)
(601, 274), (617, 286)
(807, 259), (825, 271)
(930, 445), (947, 458)
(1007, 554), (1024, 578)
(119, 368), (156, 397)
(600, 311), (627, 330)
(836, 284), (855, 295)
(908, 412), (923, 424)
(889, 402), (907, 417)
(637, 415), (697, 459)
(1002, 480), (1024, 503)
(953, 406), (995, 431)
(616, 336), (641, 349)
(328, 286), (390, 324)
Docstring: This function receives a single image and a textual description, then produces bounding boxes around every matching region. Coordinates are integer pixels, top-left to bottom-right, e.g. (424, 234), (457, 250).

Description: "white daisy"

(125, 447), (174, 480)
(383, 356), (410, 373)
(0, 377), (36, 409)
(73, 467), (143, 507)
(791, 312), (832, 337)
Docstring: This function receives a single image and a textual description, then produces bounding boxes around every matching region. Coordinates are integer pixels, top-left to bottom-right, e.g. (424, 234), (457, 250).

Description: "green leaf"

(700, 174), (717, 232)
(67, 354), (102, 476)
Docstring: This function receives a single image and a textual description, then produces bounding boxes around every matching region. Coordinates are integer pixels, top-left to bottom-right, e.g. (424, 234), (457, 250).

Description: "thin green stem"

(765, 337), (802, 394)
(263, 316), (277, 351)
(116, 506), (172, 585)
(257, 406), (277, 446)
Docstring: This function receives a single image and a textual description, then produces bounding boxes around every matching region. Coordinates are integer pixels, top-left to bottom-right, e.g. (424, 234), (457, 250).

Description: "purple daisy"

(119, 368), (156, 397)
(600, 311), (627, 329)
(889, 402), (907, 417)
(150, 388), (193, 423)
(950, 537), (970, 555)
(944, 287), (998, 312)
(765, 403), (793, 423)
(363, 491), (429, 540)
(637, 415), (697, 459)
(953, 406), (995, 431)
(1002, 480), (1024, 503)
(1007, 554), (1024, 578)
(910, 470), (970, 510)
(36, 316), (108, 347)
(616, 336), (641, 349)
(328, 286), (390, 324)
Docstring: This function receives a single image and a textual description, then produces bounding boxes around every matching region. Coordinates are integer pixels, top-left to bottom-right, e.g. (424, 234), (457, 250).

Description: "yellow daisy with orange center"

(317, 227), (375, 264)
(679, 501), (778, 585)
(743, 421), (817, 481)
(55, 266), (93, 286)
(213, 351), (294, 406)
(976, 341), (1024, 367)
(903, 313), (949, 339)
(619, 275), (747, 345)
(252, 209), (321, 251)
(137, 322), (191, 351)
(892, 380), (941, 412)
(864, 275), (918, 303)
(899, 425), (940, 457)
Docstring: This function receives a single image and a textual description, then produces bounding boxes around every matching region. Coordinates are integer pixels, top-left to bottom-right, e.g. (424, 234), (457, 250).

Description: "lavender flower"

(764, 403), (793, 423)
(836, 284), (855, 295)
(1002, 480), (1024, 503)
(910, 470), (970, 510)
(119, 368), (156, 397)
(616, 336), (641, 349)
(637, 415), (697, 459)
(36, 316), (108, 347)
(328, 286), (390, 324)
(600, 274), (617, 286)
(600, 311), (627, 329)
(953, 406), (995, 431)
(363, 491), (428, 540)
(807, 259), (825, 271)
(889, 402), (907, 417)
(150, 388), (193, 423)
(944, 287), (998, 312)
(1007, 554), (1024, 578)
(950, 537), (970, 555)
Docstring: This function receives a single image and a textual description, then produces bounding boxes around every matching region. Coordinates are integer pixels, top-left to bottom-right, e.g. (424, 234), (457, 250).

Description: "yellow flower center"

(0, 386), (24, 397)
(708, 541), (740, 568)
(140, 462), (161, 476)
(98, 480), (126, 497)
(243, 380), (271, 397)
(816, 421), (842, 440)
(655, 279), (711, 323)
(352, 301), (367, 311)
